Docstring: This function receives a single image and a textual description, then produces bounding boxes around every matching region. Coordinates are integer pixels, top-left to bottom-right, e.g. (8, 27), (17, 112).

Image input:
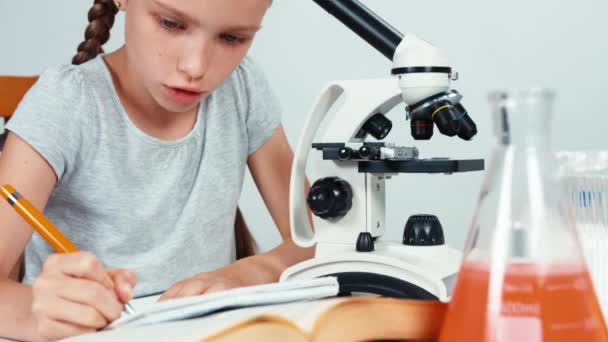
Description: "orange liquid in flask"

(439, 261), (608, 341)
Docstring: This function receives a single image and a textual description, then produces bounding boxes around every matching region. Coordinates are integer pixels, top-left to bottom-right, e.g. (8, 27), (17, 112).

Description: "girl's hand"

(31, 252), (136, 341)
(158, 259), (275, 301)
(158, 267), (245, 301)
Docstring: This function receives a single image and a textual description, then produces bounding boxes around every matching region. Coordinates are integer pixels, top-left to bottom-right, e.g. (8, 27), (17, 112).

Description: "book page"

(187, 298), (348, 340)
(244, 298), (348, 333)
(64, 298), (348, 342)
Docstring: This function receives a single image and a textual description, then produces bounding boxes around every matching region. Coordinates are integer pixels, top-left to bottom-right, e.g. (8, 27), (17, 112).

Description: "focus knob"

(403, 214), (445, 246)
(307, 177), (353, 220)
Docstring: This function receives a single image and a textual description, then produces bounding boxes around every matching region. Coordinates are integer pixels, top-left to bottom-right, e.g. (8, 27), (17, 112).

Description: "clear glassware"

(557, 150), (608, 321)
(438, 89), (607, 341)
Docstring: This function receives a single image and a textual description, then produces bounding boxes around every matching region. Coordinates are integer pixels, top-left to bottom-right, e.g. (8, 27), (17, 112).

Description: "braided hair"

(72, 0), (119, 65)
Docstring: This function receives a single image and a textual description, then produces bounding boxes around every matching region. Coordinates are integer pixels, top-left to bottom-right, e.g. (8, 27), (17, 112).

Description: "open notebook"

(108, 277), (340, 328)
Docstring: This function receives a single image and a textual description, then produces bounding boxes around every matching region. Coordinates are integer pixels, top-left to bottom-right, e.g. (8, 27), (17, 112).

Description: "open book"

(66, 277), (446, 341)
(202, 296), (447, 342)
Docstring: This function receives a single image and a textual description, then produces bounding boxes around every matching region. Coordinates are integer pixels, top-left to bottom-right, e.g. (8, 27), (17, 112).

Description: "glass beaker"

(438, 89), (607, 341)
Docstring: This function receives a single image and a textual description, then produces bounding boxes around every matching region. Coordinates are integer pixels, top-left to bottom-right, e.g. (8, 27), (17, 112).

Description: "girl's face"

(122, 0), (271, 113)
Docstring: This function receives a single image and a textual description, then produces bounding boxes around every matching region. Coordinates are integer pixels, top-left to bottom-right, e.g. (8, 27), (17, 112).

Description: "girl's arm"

(0, 133), (133, 341)
(159, 125), (315, 299)
(0, 133), (57, 341)
(239, 124), (315, 279)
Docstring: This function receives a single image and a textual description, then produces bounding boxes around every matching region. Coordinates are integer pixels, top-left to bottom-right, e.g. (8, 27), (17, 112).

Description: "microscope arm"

(290, 79), (402, 247)
(290, 83), (345, 248)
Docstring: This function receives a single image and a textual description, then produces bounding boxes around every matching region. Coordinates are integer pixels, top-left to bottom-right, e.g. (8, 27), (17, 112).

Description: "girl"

(0, 0), (313, 340)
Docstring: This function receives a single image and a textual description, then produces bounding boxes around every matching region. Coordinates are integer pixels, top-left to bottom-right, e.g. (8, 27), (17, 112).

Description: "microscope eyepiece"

(312, 0), (403, 61)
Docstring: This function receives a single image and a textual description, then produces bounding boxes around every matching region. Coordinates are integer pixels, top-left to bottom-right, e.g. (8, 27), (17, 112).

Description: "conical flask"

(438, 89), (608, 341)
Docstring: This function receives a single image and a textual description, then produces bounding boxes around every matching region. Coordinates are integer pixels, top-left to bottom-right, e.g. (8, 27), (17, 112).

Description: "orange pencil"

(0, 184), (135, 315)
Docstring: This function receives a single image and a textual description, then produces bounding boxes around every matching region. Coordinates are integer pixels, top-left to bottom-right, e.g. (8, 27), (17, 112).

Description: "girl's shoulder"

(16, 56), (115, 128)
(8, 57), (112, 144)
(219, 55), (277, 112)
(34, 57), (107, 102)
(32, 64), (86, 100)
(232, 55), (268, 89)
(218, 56), (267, 95)
(6, 59), (108, 180)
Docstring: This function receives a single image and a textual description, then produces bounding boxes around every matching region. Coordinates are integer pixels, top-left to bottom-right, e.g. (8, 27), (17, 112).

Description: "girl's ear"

(115, 0), (127, 11)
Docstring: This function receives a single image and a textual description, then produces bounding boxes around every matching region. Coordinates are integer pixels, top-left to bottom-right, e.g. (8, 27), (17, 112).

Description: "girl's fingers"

(172, 278), (211, 298)
(158, 276), (236, 301)
(158, 282), (186, 301)
(33, 293), (108, 329)
(43, 252), (112, 289)
(107, 268), (136, 303)
(205, 281), (232, 294)
(31, 253), (136, 341)
(53, 275), (124, 322)
(35, 317), (96, 342)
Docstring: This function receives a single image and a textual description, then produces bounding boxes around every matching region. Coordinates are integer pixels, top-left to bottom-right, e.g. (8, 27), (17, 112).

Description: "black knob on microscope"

(403, 214), (445, 246)
(362, 113), (392, 140)
(338, 147), (352, 160)
(307, 177), (353, 220)
(356, 232), (374, 252)
(358, 145), (372, 159)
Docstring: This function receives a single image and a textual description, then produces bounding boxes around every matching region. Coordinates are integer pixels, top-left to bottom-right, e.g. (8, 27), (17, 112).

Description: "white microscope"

(280, 0), (484, 301)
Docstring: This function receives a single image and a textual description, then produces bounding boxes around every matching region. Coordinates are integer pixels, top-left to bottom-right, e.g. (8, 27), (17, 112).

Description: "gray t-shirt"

(6, 55), (281, 297)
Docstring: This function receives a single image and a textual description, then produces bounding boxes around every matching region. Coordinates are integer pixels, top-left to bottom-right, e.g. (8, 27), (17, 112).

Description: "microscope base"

(280, 243), (461, 301)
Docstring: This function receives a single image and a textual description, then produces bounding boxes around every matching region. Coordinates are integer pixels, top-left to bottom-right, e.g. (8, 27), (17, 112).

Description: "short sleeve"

(237, 56), (282, 155)
(6, 65), (90, 181)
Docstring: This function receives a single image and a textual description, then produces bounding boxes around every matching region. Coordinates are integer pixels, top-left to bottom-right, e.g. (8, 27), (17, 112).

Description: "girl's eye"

(220, 33), (246, 45)
(160, 17), (183, 31)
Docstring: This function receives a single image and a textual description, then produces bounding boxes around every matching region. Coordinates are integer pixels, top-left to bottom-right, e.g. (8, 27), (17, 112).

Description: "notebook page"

(108, 277), (339, 328)
(126, 294), (161, 312)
